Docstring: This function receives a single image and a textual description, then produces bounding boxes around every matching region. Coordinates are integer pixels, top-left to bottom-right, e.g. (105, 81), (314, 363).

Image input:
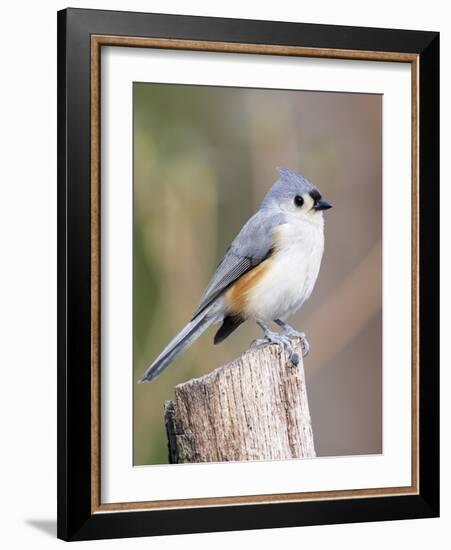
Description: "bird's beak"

(314, 198), (333, 211)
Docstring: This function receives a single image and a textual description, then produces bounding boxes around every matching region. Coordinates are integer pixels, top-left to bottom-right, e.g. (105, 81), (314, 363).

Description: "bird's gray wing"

(192, 210), (286, 319)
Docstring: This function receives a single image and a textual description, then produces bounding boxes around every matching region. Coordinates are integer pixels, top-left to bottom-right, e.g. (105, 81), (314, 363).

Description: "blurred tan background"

(133, 83), (382, 465)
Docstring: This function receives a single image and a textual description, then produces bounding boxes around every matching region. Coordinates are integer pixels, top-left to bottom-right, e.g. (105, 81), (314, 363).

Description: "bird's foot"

(274, 320), (310, 357)
(283, 329), (310, 357)
(252, 329), (300, 366)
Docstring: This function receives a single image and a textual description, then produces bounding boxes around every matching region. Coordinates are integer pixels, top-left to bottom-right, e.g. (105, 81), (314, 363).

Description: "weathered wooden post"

(164, 338), (316, 463)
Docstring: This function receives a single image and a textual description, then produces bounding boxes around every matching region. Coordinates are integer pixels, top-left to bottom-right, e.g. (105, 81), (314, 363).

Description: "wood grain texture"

(165, 339), (315, 463)
(91, 35), (418, 62)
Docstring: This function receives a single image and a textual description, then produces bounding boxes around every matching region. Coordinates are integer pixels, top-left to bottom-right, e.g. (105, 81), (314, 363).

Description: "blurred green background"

(133, 83), (382, 465)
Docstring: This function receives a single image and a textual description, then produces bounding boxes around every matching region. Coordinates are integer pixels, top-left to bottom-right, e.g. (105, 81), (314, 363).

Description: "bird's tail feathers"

(138, 303), (220, 384)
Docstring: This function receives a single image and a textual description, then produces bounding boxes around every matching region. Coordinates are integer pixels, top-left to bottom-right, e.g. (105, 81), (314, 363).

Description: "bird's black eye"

(294, 195), (304, 207)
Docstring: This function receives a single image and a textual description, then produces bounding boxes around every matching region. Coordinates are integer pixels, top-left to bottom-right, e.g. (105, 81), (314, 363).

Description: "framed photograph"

(57, 8), (439, 541)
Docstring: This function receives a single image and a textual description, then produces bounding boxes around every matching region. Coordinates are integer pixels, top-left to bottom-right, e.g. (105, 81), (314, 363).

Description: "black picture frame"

(57, 7), (439, 541)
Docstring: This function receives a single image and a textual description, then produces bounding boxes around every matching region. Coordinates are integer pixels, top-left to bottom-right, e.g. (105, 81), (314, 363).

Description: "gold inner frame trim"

(90, 34), (420, 514)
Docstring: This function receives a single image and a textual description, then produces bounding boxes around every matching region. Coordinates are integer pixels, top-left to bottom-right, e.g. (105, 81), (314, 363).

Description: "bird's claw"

(252, 330), (300, 366)
(273, 321), (310, 358)
(281, 328), (309, 357)
(299, 335), (310, 357)
(251, 337), (270, 348)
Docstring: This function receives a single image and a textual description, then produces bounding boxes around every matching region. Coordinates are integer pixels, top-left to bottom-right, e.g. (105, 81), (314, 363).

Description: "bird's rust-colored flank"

(225, 259), (272, 316)
(225, 229), (283, 316)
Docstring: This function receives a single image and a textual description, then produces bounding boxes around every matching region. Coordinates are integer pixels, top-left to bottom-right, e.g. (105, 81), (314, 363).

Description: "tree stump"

(164, 339), (316, 463)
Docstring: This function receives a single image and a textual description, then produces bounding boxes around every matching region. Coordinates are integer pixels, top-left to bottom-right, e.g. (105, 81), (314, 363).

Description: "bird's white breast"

(245, 217), (324, 322)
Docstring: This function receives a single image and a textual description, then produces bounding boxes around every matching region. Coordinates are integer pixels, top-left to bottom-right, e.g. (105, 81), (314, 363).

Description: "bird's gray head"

(260, 167), (332, 223)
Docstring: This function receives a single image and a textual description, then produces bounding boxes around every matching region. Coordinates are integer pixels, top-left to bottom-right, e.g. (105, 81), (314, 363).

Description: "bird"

(139, 167), (332, 384)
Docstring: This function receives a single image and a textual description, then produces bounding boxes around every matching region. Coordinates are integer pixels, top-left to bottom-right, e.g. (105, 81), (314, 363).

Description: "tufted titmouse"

(139, 167), (332, 383)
